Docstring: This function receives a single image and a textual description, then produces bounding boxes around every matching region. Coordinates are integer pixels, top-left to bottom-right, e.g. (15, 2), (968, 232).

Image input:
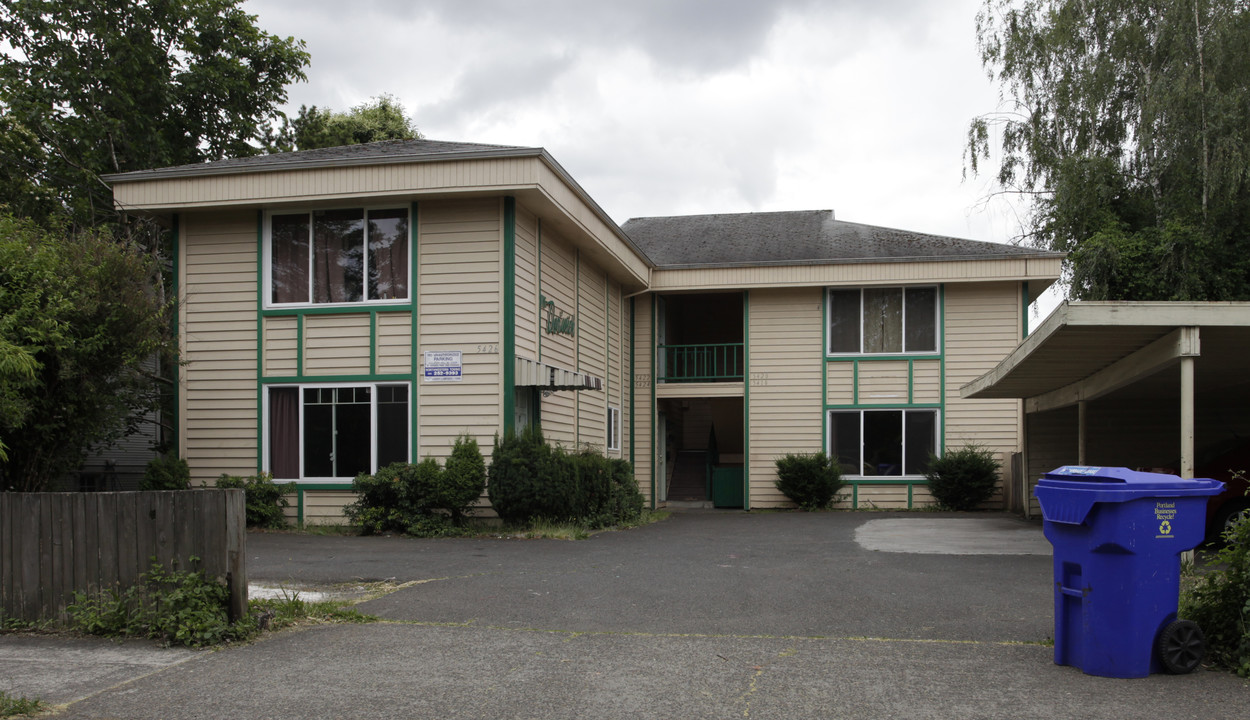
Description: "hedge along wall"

(0, 489), (247, 622)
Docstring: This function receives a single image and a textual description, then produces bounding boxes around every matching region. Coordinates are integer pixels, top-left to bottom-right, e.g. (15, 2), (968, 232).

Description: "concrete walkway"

(2, 512), (1247, 719)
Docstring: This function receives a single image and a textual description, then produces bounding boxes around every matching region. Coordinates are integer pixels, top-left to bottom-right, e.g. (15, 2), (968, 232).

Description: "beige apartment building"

(106, 140), (1063, 522)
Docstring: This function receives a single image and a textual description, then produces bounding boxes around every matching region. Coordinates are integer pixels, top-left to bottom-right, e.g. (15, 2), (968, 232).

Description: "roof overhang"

(105, 146), (653, 292)
(961, 301), (1250, 412)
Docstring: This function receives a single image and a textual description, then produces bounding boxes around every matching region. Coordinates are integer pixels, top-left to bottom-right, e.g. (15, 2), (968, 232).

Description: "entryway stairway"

(667, 450), (710, 505)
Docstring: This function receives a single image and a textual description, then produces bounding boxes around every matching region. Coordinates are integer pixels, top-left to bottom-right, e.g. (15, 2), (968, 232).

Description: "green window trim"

(503, 197), (517, 436)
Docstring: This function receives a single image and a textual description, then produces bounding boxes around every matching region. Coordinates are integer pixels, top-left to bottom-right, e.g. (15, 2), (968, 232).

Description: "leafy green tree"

(0, 214), (175, 491)
(966, 0), (1250, 300)
(0, 0), (310, 228)
(268, 95), (421, 152)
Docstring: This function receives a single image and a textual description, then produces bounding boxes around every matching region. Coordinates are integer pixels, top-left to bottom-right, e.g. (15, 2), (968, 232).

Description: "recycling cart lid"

(1034, 466), (1223, 526)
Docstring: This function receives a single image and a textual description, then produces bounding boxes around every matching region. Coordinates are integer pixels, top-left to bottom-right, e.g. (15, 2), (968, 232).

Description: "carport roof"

(961, 301), (1250, 411)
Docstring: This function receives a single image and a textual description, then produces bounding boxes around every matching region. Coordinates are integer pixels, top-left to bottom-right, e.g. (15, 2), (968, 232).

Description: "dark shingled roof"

(104, 139), (541, 182)
(621, 210), (1063, 267)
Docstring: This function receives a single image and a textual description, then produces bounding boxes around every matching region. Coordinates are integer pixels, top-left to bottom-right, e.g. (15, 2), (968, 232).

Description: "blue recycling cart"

(1034, 466), (1223, 678)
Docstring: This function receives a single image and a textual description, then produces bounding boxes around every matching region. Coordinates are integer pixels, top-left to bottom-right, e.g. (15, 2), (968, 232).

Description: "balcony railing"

(658, 343), (744, 382)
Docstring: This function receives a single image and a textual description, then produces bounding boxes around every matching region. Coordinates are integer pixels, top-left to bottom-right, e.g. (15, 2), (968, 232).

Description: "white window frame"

(826, 408), (939, 478)
(826, 286), (940, 356)
(262, 206), (413, 309)
(262, 381), (411, 484)
(607, 406), (621, 451)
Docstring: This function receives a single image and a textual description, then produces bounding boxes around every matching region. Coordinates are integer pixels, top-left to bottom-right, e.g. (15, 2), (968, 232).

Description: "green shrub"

(774, 452), (844, 510)
(1181, 497), (1250, 676)
(441, 434), (487, 522)
(488, 427), (643, 527)
(346, 436), (487, 536)
(67, 558), (247, 648)
(216, 472), (294, 529)
(923, 444), (1000, 511)
(141, 451), (190, 490)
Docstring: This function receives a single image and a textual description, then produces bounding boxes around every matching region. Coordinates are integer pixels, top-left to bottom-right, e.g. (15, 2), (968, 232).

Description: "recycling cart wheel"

(1157, 619), (1205, 674)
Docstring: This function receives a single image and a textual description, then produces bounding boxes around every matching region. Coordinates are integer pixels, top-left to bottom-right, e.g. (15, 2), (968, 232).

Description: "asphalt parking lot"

(3, 511), (1247, 719)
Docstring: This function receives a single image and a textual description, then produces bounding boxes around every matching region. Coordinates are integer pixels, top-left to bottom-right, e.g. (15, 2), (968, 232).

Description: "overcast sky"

(244, 0), (1060, 313)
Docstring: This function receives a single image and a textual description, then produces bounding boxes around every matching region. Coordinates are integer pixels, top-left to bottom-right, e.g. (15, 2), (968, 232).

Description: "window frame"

(826, 285), (939, 356)
(607, 406), (621, 451)
(263, 381), (411, 484)
(263, 205), (413, 309)
(826, 408), (939, 478)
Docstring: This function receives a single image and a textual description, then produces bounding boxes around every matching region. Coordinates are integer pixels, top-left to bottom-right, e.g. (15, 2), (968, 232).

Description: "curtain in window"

(368, 209), (409, 300)
(269, 387), (300, 479)
(904, 287), (937, 352)
(862, 289), (903, 353)
(313, 210), (364, 303)
(271, 214), (310, 304)
(827, 289), (861, 352)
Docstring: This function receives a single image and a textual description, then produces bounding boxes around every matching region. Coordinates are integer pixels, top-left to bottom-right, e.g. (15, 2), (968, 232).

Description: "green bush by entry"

(215, 472), (295, 529)
(346, 434), (487, 536)
(923, 444), (1001, 511)
(774, 452), (844, 510)
(1181, 488), (1250, 676)
(488, 427), (642, 527)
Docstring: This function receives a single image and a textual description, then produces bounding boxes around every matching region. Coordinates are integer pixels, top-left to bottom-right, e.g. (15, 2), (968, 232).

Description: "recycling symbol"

(1159, 520), (1172, 535)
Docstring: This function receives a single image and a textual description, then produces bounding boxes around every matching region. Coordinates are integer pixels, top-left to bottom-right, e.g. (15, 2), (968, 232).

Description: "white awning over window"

(515, 357), (603, 391)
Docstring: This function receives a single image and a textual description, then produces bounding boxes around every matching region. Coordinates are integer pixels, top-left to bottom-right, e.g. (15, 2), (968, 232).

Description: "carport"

(961, 301), (1250, 517)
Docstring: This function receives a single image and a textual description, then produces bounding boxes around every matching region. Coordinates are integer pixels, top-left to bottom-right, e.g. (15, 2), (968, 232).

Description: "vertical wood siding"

(182, 211), (259, 484)
(416, 199), (502, 461)
(748, 288), (825, 507)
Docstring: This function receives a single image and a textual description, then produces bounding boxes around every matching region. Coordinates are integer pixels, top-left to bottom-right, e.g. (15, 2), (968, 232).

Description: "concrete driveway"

(4, 511), (1248, 719)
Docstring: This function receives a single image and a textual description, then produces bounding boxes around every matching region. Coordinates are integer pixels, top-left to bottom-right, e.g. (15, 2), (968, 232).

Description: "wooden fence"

(0, 489), (247, 623)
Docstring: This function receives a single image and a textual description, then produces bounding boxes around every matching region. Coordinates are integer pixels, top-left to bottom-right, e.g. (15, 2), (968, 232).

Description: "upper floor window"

(268, 207), (409, 306)
(827, 286), (937, 355)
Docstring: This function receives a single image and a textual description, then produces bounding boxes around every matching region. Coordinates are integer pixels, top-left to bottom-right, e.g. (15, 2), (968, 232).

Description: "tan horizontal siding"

(748, 288), (824, 508)
(417, 199), (502, 461)
(262, 316), (297, 376)
(515, 205), (540, 361)
(300, 490), (355, 525)
(826, 362), (855, 405)
(857, 360), (910, 405)
(304, 315), (371, 376)
(912, 360), (941, 404)
(632, 294), (654, 505)
(376, 312), (413, 375)
(114, 157), (542, 209)
(578, 264), (609, 450)
(181, 211), (259, 486)
(943, 282), (1023, 498)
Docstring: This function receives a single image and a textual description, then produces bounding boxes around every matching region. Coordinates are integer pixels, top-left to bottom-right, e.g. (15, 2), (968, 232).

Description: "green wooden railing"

(658, 343), (744, 382)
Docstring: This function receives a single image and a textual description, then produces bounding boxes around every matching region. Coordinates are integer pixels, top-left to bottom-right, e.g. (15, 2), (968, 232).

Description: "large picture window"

(828, 409), (937, 476)
(268, 207), (409, 306)
(267, 383), (409, 481)
(827, 286), (937, 354)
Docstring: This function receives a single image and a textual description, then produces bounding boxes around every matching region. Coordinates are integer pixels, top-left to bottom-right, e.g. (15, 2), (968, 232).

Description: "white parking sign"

(423, 350), (462, 382)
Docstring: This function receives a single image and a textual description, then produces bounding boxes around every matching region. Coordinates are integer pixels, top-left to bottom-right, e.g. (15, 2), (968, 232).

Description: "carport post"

(1077, 401), (1087, 465)
(1180, 355), (1195, 479)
